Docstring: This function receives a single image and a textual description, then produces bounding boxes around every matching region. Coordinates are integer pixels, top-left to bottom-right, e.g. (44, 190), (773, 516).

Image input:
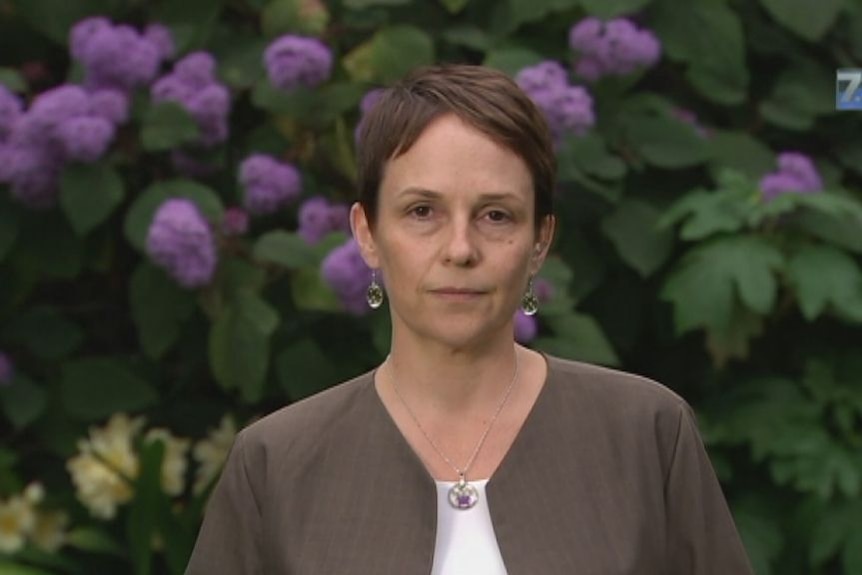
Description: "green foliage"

(1, 0), (861, 573)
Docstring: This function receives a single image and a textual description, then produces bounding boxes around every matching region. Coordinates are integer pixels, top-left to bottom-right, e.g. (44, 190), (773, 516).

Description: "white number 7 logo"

(837, 69), (862, 104)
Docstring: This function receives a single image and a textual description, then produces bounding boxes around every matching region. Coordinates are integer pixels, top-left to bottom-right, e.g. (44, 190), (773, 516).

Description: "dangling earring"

(367, 270), (385, 309)
(521, 276), (538, 316)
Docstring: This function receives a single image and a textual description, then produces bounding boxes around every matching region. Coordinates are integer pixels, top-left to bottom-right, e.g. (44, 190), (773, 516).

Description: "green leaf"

(440, 0), (470, 14)
(127, 439), (165, 575)
(12, 214), (83, 279)
(707, 131), (775, 179)
(125, 179), (224, 251)
(253, 231), (318, 268)
(140, 102), (201, 152)
(483, 47), (544, 76)
(130, 263), (198, 359)
(291, 267), (342, 312)
(759, 0), (845, 41)
(791, 210), (862, 255)
(275, 338), (342, 399)
(490, 0), (578, 35)
(625, 114), (709, 168)
(760, 59), (836, 130)
(653, 0), (748, 105)
(844, 528), (862, 575)
(59, 163), (125, 236)
(252, 82), (363, 127)
(601, 200), (673, 277)
(65, 527), (125, 557)
(787, 244), (862, 321)
(343, 25), (434, 84)
(734, 508), (783, 575)
(150, 0), (227, 52)
(538, 312), (619, 365)
(2, 307), (84, 360)
(0, 68), (26, 92)
(218, 257), (268, 300)
(209, 291), (280, 403)
(557, 133), (627, 181)
(261, 0), (330, 37)
(0, 376), (47, 430)
(578, 0), (650, 18)
(61, 358), (159, 421)
(0, 561), (57, 575)
(343, 0), (410, 7)
(660, 188), (750, 241)
(216, 36), (267, 89)
(661, 236), (784, 333)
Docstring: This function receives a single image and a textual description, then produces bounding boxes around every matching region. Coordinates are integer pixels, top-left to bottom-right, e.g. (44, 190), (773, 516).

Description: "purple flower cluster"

(321, 238), (373, 315)
(238, 153), (302, 216)
(151, 52), (231, 147)
(264, 34), (333, 92)
(0, 84), (127, 208)
(759, 152), (823, 201)
(298, 196), (350, 244)
(0, 351), (13, 386)
(145, 198), (217, 288)
(515, 61), (595, 141)
(569, 17), (661, 81)
(70, 17), (174, 92)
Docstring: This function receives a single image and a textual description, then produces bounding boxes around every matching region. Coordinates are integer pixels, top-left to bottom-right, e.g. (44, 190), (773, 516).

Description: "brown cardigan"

(186, 355), (754, 574)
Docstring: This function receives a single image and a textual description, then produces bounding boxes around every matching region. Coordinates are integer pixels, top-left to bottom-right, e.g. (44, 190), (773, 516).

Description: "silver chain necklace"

(388, 351), (520, 510)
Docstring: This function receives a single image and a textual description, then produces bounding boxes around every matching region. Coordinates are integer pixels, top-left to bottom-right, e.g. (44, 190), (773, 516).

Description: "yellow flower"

(30, 510), (68, 552)
(0, 492), (37, 554)
(67, 414), (144, 520)
(192, 415), (237, 495)
(145, 428), (191, 497)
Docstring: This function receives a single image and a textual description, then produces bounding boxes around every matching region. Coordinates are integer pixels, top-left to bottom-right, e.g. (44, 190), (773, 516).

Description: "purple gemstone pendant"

(448, 477), (479, 509)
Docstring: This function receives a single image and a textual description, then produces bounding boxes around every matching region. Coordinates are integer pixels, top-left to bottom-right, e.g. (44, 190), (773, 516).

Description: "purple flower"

(0, 352), (13, 385)
(221, 207), (249, 237)
(514, 310), (538, 343)
(55, 116), (115, 163)
(3, 145), (62, 208)
(264, 35), (333, 91)
(174, 52), (217, 89)
(146, 198), (217, 288)
(0, 85), (23, 140)
(516, 61), (595, 141)
(569, 17), (661, 81)
(360, 88), (386, 115)
(298, 196), (350, 244)
(239, 154), (302, 215)
(27, 85), (91, 130)
(89, 89), (129, 125)
(321, 238), (373, 315)
(514, 61), (569, 94)
(186, 84), (231, 146)
(759, 151), (823, 201)
(143, 23), (176, 61)
(72, 20), (162, 91)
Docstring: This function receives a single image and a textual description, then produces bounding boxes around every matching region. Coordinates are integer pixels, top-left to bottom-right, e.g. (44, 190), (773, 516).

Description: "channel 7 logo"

(836, 69), (862, 110)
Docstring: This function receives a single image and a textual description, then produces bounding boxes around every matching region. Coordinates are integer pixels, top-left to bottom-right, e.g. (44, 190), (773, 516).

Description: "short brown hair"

(356, 64), (556, 231)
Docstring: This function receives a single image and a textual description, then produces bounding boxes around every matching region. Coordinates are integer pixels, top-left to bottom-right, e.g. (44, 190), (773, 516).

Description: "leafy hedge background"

(1, 0), (862, 573)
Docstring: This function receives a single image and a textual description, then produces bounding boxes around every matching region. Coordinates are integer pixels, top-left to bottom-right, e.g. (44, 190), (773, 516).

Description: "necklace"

(388, 351), (520, 510)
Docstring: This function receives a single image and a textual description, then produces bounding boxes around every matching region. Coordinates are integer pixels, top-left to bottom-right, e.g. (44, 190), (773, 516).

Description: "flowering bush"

(0, 2), (861, 574)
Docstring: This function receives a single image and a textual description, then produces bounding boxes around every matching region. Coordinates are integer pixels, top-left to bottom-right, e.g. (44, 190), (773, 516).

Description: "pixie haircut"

(356, 64), (556, 232)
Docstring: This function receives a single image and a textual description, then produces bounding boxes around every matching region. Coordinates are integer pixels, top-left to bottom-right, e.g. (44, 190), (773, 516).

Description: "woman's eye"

(409, 205), (432, 218)
(485, 210), (510, 222)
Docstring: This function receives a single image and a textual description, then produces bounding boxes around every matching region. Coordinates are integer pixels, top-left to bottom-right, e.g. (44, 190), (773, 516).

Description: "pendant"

(448, 477), (479, 509)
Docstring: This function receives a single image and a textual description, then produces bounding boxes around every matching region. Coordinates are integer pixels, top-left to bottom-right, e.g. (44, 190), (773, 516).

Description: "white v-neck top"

(431, 479), (508, 575)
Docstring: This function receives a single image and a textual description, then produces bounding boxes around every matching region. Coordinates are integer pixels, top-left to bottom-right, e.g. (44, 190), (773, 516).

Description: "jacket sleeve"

(664, 403), (755, 575)
(186, 431), (264, 575)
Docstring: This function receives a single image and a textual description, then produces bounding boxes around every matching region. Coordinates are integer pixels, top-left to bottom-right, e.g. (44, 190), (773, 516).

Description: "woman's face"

(352, 113), (554, 350)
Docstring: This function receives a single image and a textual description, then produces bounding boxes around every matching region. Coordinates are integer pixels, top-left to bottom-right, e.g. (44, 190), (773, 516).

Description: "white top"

(431, 479), (508, 575)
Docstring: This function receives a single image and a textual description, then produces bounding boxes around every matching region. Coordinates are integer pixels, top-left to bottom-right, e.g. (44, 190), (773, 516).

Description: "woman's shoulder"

(542, 354), (690, 428)
(237, 369), (378, 456)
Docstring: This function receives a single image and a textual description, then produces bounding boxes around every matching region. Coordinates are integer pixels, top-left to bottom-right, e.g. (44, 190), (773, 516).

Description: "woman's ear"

(529, 214), (556, 275)
(350, 202), (381, 269)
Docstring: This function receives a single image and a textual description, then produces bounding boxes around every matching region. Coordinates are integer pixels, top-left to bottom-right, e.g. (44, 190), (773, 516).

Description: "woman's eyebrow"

(397, 188), (523, 203)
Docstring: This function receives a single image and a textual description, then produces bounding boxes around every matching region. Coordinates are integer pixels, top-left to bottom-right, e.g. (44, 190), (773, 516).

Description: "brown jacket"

(186, 355), (754, 574)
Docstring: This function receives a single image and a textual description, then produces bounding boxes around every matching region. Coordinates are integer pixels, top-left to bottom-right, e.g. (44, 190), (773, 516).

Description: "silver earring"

(521, 276), (538, 316)
(367, 270), (385, 309)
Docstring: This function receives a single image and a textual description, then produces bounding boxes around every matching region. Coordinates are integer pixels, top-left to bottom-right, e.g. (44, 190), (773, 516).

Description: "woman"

(186, 65), (754, 574)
